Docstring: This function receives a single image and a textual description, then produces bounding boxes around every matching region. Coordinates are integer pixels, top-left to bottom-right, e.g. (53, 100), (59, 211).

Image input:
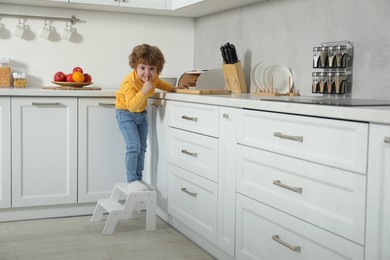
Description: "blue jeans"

(116, 109), (148, 182)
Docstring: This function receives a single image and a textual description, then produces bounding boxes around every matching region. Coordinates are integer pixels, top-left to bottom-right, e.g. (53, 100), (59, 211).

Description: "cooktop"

(260, 96), (390, 107)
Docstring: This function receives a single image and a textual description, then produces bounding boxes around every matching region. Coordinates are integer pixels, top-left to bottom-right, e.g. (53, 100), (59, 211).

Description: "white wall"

(0, 3), (194, 89)
(194, 0), (390, 100)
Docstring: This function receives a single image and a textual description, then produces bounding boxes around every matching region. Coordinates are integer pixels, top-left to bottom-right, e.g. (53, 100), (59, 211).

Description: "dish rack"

(253, 73), (299, 97)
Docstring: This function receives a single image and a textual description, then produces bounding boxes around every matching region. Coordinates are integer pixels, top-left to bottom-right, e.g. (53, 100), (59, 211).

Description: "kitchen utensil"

(220, 42), (239, 64)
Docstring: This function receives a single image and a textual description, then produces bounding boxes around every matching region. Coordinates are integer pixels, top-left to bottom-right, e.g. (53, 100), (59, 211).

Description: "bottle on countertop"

(0, 58), (11, 87)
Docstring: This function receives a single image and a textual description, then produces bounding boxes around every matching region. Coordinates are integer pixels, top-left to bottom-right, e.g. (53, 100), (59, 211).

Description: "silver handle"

(273, 180), (303, 194)
(32, 102), (60, 106)
(181, 187), (197, 197)
(274, 132), (303, 143)
(272, 235), (301, 253)
(181, 149), (198, 158)
(98, 103), (115, 107)
(384, 137), (390, 144)
(151, 103), (162, 107)
(181, 115), (198, 122)
(223, 113), (229, 119)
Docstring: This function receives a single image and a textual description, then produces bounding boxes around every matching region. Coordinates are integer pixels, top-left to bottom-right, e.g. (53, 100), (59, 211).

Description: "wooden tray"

(175, 89), (231, 94)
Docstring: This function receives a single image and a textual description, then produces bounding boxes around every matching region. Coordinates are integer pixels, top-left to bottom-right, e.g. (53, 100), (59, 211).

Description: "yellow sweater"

(115, 70), (174, 112)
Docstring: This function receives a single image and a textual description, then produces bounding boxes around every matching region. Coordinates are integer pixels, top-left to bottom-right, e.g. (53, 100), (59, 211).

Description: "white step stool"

(90, 182), (156, 235)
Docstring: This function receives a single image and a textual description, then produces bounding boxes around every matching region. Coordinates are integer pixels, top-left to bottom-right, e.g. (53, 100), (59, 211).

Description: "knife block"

(222, 61), (247, 93)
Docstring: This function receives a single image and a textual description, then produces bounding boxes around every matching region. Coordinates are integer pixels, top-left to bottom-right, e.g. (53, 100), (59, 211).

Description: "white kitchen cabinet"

(365, 123), (390, 260)
(236, 194), (364, 260)
(78, 98), (125, 203)
(11, 97), (78, 207)
(0, 97), (11, 209)
(147, 98), (170, 220)
(69, 0), (165, 10)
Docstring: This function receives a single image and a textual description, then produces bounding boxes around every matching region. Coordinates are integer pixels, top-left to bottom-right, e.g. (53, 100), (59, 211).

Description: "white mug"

(61, 27), (73, 40)
(40, 25), (52, 39)
(14, 24), (25, 38)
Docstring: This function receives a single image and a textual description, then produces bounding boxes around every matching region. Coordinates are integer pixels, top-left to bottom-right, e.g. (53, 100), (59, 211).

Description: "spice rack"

(312, 41), (354, 95)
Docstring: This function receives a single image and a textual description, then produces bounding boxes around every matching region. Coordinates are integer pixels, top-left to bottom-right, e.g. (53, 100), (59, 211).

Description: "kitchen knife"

(230, 44), (238, 63)
(224, 43), (233, 64)
(220, 45), (228, 64)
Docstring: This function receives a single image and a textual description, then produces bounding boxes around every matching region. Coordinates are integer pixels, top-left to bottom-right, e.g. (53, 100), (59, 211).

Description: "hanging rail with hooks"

(0, 13), (80, 25)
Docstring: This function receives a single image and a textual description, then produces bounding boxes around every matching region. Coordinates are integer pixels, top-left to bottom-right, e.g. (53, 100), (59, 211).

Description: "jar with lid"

(13, 72), (27, 88)
(328, 46), (337, 68)
(312, 72), (320, 93)
(335, 45), (347, 68)
(318, 72), (327, 93)
(334, 72), (346, 94)
(319, 47), (328, 68)
(313, 47), (321, 68)
(326, 72), (335, 93)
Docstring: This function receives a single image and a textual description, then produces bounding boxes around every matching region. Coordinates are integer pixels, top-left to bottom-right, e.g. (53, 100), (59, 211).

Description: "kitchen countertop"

(1, 88), (390, 125)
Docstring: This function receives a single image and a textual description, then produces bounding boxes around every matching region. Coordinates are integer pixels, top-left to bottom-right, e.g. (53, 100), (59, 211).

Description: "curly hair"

(128, 44), (166, 74)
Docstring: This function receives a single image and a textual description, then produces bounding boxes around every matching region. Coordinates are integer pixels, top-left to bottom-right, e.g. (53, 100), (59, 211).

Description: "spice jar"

(13, 73), (27, 88)
(312, 72), (320, 93)
(318, 72), (327, 93)
(335, 45), (347, 68)
(328, 46), (336, 68)
(326, 72), (335, 93)
(334, 72), (346, 94)
(313, 47), (321, 68)
(319, 47), (328, 68)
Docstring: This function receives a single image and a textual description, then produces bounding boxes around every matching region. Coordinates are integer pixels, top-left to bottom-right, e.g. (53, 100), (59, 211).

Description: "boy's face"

(136, 63), (157, 82)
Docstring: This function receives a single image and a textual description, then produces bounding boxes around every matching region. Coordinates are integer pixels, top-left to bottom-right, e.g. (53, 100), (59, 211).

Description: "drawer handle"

(32, 102), (60, 106)
(181, 187), (197, 197)
(384, 137), (390, 144)
(273, 180), (303, 194)
(98, 103), (115, 107)
(273, 132), (303, 143)
(223, 113), (229, 119)
(272, 235), (301, 253)
(181, 115), (198, 122)
(151, 103), (163, 107)
(181, 149), (198, 158)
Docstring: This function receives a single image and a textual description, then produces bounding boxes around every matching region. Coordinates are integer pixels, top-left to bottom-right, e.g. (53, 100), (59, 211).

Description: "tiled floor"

(0, 214), (215, 260)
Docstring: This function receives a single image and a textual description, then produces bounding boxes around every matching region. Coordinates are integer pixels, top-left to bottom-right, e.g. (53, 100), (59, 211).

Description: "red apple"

(73, 67), (83, 74)
(66, 73), (75, 82)
(83, 73), (92, 82)
(53, 71), (66, 82)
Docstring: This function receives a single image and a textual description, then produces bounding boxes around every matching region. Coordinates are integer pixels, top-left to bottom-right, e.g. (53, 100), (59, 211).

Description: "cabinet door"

(217, 107), (237, 256)
(147, 98), (169, 220)
(366, 124), (390, 260)
(11, 97), (77, 207)
(0, 97), (11, 208)
(78, 98), (125, 203)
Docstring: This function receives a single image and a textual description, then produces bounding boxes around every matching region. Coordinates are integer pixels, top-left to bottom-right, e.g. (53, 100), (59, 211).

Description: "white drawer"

(167, 101), (219, 137)
(236, 145), (366, 244)
(168, 164), (217, 243)
(168, 127), (219, 182)
(238, 109), (368, 174)
(236, 194), (364, 260)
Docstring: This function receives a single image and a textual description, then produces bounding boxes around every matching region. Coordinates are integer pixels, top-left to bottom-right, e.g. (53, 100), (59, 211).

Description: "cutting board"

(175, 89), (231, 94)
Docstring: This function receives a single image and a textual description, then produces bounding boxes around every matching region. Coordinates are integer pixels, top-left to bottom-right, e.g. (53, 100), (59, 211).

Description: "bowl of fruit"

(52, 67), (93, 87)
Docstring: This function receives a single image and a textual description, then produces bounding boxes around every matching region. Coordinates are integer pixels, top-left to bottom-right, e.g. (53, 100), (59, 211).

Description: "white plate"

(260, 64), (272, 89)
(255, 62), (269, 90)
(264, 65), (293, 94)
(250, 62), (263, 89)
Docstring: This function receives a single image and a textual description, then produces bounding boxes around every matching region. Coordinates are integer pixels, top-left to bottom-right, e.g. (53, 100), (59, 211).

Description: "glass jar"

(328, 46), (336, 68)
(319, 72), (327, 93)
(334, 72), (346, 94)
(319, 47), (328, 68)
(326, 72), (335, 93)
(13, 72), (26, 88)
(313, 47), (321, 68)
(335, 45), (347, 68)
(312, 72), (320, 93)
